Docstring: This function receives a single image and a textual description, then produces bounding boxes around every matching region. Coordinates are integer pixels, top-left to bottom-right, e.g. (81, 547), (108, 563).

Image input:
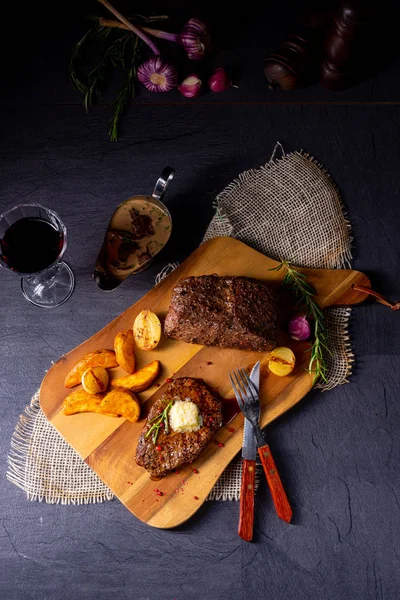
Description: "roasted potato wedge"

(62, 389), (104, 416)
(65, 349), (118, 388)
(99, 390), (141, 422)
(111, 360), (160, 392)
(133, 309), (161, 351)
(114, 330), (135, 374)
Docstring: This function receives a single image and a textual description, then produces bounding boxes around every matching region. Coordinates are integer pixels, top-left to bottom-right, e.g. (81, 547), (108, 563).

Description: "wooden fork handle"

(258, 444), (293, 523)
(238, 459), (256, 542)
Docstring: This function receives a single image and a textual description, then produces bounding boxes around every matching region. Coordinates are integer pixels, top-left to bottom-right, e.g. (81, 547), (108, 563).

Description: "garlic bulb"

(178, 74), (203, 98)
(142, 18), (211, 61)
(82, 366), (109, 394)
(268, 347), (296, 377)
(133, 309), (161, 351)
(288, 315), (311, 341)
(208, 68), (232, 92)
(137, 57), (177, 92)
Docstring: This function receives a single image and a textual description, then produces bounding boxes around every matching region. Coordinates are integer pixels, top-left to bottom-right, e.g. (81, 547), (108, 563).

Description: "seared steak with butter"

(135, 378), (222, 477)
(164, 275), (277, 351)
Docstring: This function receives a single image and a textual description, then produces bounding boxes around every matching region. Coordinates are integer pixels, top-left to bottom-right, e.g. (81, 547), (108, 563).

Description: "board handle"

(352, 284), (400, 311)
(238, 459), (256, 542)
(258, 444), (292, 523)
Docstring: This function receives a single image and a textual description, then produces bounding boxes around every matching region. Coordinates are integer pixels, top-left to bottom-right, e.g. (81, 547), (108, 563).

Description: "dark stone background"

(1, 2), (400, 598)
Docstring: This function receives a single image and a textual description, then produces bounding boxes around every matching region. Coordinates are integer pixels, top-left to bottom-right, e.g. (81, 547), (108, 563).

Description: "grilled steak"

(164, 275), (277, 352)
(135, 378), (222, 477)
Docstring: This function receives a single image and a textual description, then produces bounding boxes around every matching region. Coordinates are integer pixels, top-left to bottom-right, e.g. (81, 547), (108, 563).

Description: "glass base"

(21, 261), (75, 308)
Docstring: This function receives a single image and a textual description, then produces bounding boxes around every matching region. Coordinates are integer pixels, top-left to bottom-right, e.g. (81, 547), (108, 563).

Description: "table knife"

(238, 361), (260, 542)
(236, 367), (292, 524)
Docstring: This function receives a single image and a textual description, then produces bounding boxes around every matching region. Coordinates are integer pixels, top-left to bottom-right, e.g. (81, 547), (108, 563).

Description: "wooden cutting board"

(40, 237), (370, 528)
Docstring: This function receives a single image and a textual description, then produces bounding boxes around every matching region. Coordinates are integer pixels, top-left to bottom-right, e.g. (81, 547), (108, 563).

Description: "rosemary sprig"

(69, 24), (101, 95)
(84, 31), (134, 112)
(108, 34), (140, 142)
(271, 260), (330, 384)
(69, 20), (142, 141)
(145, 402), (173, 444)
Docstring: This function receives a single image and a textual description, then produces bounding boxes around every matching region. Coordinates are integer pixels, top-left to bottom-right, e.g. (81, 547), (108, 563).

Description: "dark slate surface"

(1, 3), (400, 599)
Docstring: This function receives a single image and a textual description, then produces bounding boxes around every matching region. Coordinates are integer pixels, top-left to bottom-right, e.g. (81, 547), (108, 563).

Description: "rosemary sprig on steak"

(145, 401), (173, 444)
(271, 260), (330, 384)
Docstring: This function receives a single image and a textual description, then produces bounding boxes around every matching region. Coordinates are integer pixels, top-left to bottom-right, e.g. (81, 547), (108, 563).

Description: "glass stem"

(25, 262), (62, 287)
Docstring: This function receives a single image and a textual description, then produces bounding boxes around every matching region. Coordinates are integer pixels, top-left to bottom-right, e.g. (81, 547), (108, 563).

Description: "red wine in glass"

(1, 217), (64, 274)
(0, 204), (74, 308)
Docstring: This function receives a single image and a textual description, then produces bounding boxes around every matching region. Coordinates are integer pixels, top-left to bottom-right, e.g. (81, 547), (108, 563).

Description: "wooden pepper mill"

(264, 11), (331, 90)
(320, 1), (373, 90)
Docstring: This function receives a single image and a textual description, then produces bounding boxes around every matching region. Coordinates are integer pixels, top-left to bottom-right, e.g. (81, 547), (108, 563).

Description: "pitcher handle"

(152, 167), (175, 202)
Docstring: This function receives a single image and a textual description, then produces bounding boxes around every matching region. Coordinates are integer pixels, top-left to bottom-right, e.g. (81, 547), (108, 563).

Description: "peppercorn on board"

(40, 237), (370, 529)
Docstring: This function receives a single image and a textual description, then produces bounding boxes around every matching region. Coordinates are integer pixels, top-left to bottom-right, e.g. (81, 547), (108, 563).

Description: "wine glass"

(0, 203), (75, 308)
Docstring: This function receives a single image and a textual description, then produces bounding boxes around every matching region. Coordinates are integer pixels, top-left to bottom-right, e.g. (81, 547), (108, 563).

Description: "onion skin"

(208, 68), (232, 92)
(178, 74), (202, 98)
(288, 315), (311, 341)
(137, 57), (177, 92)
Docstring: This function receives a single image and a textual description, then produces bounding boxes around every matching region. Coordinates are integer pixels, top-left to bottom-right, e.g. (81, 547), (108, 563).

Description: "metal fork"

(229, 368), (293, 523)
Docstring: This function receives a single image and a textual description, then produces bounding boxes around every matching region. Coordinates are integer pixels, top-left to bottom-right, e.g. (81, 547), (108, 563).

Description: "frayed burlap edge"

(6, 391), (241, 503)
(7, 392), (114, 505)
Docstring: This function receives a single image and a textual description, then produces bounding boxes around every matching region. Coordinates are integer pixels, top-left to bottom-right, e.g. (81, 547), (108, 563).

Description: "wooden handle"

(258, 445), (292, 523)
(238, 459), (256, 542)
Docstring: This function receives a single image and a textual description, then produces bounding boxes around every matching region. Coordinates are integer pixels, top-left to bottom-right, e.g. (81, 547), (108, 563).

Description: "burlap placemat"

(7, 144), (353, 504)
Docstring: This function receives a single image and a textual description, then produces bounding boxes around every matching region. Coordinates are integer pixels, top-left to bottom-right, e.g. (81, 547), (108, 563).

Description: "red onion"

(178, 74), (202, 98)
(142, 18), (211, 61)
(288, 315), (311, 341)
(137, 57), (178, 92)
(208, 68), (232, 92)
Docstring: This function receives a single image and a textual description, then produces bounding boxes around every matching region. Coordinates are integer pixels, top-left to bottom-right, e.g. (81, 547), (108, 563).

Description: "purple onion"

(137, 57), (178, 92)
(208, 68), (232, 92)
(142, 18), (211, 61)
(288, 315), (311, 341)
(178, 74), (203, 98)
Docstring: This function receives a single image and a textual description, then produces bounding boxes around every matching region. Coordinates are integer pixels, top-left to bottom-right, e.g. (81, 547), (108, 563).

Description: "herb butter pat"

(169, 399), (202, 433)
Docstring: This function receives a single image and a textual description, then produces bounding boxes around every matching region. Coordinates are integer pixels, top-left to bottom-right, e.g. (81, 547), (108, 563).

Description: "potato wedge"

(65, 349), (118, 388)
(133, 309), (161, 351)
(110, 360), (160, 392)
(62, 389), (104, 416)
(99, 390), (140, 422)
(114, 330), (135, 374)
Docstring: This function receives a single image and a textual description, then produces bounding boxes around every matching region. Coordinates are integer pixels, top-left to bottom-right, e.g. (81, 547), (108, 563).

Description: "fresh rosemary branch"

(69, 24), (102, 95)
(69, 20), (142, 141)
(271, 260), (330, 384)
(145, 402), (173, 444)
(109, 34), (140, 142)
(84, 31), (135, 112)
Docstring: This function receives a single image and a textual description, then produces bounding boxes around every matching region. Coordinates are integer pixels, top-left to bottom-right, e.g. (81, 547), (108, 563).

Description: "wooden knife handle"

(258, 444), (292, 523)
(238, 459), (256, 542)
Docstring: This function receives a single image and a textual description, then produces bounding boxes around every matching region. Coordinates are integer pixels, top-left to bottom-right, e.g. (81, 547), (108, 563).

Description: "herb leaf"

(69, 24), (101, 95)
(69, 19), (142, 141)
(108, 35), (140, 142)
(272, 260), (330, 384)
(145, 401), (173, 445)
